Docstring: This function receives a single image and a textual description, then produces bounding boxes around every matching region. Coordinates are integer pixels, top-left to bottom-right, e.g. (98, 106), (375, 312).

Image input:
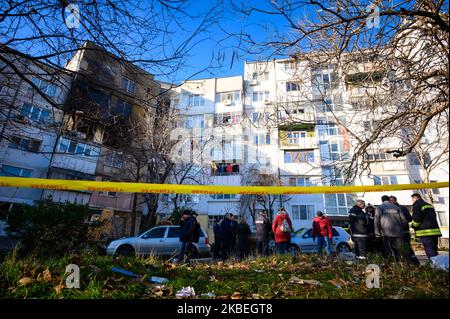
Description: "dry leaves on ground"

(18, 277), (33, 286)
(288, 276), (322, 286)
(328, 278), (351, 289)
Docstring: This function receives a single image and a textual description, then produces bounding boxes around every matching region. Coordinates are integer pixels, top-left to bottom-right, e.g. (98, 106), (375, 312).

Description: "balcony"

(51, 153), (97, 175)
(279, 136), (318, 150)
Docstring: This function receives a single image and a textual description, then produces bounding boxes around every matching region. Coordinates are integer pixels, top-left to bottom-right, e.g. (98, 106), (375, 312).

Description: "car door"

(138, 226), (168, 255)
(165, 226), (181, 255)
(330, 227), (341, 252)
(299, 228), (316, 252)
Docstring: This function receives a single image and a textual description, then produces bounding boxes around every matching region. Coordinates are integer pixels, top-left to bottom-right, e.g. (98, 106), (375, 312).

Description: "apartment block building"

(0, 44), (164, 238)
(162, 57), (449, 243)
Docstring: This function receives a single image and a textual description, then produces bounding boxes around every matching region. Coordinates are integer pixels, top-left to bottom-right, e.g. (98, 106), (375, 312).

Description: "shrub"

(0, 199), (101, 257)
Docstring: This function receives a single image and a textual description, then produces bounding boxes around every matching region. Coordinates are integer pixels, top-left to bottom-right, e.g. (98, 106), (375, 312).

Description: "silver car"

(106, 225), (211, 257)
(270, 227), (353, 255)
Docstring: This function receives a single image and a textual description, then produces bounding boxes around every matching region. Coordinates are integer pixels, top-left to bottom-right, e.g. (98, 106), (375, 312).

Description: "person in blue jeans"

(312, 211), (333, 255)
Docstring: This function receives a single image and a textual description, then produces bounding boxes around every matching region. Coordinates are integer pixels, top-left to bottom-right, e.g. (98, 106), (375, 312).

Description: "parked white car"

(106, 225), (211, 257)
(270, 227), (353, 255)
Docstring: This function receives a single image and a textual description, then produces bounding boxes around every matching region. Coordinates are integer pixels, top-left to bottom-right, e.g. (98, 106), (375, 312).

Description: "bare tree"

(230, 0), (449, 182)
(240, 165), (290, 225)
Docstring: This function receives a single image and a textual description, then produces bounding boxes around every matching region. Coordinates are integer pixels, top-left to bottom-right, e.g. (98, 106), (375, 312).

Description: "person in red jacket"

(272, 207), (293, 254)
(312, 211), (333, 255)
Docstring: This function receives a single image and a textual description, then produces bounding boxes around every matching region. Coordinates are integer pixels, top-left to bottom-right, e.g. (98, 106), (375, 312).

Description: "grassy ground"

(0, 251), (448, 299)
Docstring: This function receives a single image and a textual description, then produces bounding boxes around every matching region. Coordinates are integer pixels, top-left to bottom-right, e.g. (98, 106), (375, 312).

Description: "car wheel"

(116, 245), (135, 257)
(289, 244), (301, 256)
(336, 243), (350, 254)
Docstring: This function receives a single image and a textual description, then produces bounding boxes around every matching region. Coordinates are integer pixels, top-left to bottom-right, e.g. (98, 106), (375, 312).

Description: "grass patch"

(0, 252), (448, 299)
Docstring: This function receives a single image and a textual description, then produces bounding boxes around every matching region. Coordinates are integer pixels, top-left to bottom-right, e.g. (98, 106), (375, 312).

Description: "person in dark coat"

(390, 195), (420, 265)
(348, 200), (369, 259)
(375, 195), (408, 261)
(366, 204), (383, 255)
(411, 193), (442, 260)
(176, 212), (196, 262)
(255, 210), (271, 256)
(237, 217), (252, 261)
(229, 214), (238, 255)
(212, 219), (222, 259)
(220, 213), (234, 260)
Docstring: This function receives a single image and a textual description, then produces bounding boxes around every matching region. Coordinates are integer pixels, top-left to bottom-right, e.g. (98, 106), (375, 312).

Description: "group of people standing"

(213, 212), (252, 261)
(189, 192), (442, 264)
(349, 193), (442, 263)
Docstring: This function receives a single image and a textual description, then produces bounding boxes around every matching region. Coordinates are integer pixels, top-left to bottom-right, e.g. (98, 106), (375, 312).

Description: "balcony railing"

(280, 136), (318, 149)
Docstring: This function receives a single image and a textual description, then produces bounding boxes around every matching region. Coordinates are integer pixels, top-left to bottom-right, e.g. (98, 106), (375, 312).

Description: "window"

(284, 61), (297, 70)
(284, 151), (315, 163)
(319, 124), (339, 138)
(105, 152), (124, 168)
(289, 177), (313, 186)
(254, 133), (271, 145)
(0, 165), (32, 177)
(214, 112), (241, 126)
(31, 77), (58, 97)
(167, 227), (181, 238)
(116, 99), (132, 117)
(252, 91), (270, 102)
(252, 112), (259, 123)
(372, 175), (398, 185)
(142, 227), (166, 239)
(286, 81), (300, 92)
(122, 78), (136, 94)
(185, 115), (205, 129)
(408, 152), (432, 166)
(215, 91), (241, 103)
(291, 205), (315, 220)
(212, 163), (240, 176)
(209, 194), (237, 200)
(312, 71), (332, 96)
(284, 131), (307, 145)
(324, 193), (353, 215)
(178, 194), (200, 203)
(252, 71), (269, 81)
(365, 152), (398, 161)
(437, 211), (448, 227)
(9, 136), (42, 152)
(330, 141), (345, 161)
(20, 103), (51, 124)
(58, 137), (100, 158)
(188, 94), (205, 106)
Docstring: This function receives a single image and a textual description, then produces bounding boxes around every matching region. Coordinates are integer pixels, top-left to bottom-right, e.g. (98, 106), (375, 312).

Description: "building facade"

(162, 57), (449, 243)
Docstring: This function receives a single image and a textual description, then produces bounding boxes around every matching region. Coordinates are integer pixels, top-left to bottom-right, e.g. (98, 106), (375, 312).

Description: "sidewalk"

(414, 250), (448, 266)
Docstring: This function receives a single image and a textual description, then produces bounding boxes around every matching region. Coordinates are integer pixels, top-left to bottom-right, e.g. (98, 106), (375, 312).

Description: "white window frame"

(122, 78), (136, 94)
(188, 94), (205, 107)
(252, 91), (269, 102)
(291, 205), (315, 220)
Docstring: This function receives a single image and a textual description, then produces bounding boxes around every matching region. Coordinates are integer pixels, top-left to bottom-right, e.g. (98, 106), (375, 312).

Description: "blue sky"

(3, 0), (423, 84)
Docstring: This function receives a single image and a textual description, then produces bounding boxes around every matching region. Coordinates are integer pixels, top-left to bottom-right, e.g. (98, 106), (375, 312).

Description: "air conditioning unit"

(249, 80), (258, 86)
(224, 99), (232, 106)
(264, 99), (272, 105)
(15, 114), (29, 124)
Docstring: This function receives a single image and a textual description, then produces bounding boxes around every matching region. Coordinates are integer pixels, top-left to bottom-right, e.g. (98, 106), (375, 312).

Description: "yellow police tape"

(0, 177), (448, 195)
